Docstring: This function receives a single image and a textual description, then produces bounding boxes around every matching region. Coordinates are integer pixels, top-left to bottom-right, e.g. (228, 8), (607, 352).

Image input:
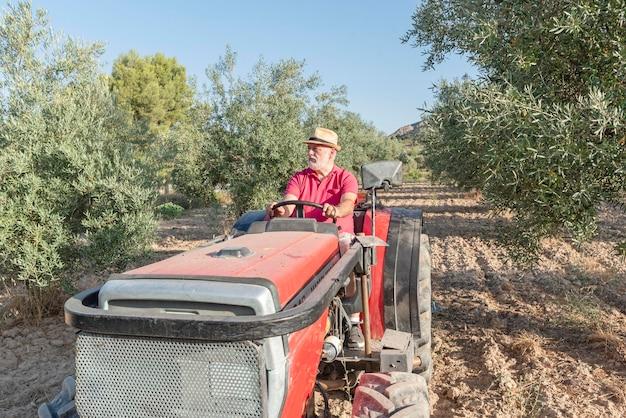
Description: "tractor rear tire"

(414, 234), (432, 383)
(383, 209), (432, 349)
(414, 309), (431, 347)
(351, 372), (429, 418)
(419, 279), (430, 314)
(384, 208), (433, 386)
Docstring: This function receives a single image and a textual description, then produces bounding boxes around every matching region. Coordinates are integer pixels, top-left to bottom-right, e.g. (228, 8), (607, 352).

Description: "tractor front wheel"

(351, 372), (429, 418)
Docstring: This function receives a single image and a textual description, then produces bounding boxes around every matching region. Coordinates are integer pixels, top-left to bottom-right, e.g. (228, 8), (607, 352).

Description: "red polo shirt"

(285, 165), (358, 233)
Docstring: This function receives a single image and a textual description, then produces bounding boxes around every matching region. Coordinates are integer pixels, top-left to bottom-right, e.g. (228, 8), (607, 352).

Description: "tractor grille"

(75, 332), (266, 418)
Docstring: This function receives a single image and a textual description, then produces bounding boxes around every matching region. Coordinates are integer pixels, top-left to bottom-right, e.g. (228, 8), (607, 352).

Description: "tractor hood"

(124, 231), (340, 309)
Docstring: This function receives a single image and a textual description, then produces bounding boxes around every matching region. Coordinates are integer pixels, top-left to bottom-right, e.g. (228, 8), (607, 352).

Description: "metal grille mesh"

(75, 332), (265, 418)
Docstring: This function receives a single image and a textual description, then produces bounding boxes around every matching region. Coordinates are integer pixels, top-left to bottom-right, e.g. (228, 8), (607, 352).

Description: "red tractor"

(40, 161), (432, 418)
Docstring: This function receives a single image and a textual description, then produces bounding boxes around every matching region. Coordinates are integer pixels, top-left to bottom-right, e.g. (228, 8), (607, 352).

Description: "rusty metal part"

(317, 372), (359, 392)
(345, 272), (357, 298)
(354, 235), (388, 248)
(316, 379), (346, 391)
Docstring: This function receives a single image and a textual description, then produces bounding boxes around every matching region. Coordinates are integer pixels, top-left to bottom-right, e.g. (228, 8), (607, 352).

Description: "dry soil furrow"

(381, 183), (626, 418)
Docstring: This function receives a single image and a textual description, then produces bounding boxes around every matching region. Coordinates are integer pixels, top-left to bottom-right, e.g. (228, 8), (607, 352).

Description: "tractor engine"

(61, 221), (357, 418)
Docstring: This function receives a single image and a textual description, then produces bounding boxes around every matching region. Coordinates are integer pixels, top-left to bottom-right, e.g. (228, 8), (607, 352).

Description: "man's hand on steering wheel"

(269, 200), (337, 223)
(322, 203), (338, 219)
(266, 201), (287, 218)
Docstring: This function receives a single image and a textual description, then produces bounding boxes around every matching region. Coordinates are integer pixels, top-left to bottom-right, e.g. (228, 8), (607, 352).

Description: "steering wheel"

(272, 200), (336, 223)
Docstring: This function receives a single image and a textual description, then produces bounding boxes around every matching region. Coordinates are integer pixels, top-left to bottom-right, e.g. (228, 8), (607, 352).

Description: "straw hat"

(304, 127), (341, 151)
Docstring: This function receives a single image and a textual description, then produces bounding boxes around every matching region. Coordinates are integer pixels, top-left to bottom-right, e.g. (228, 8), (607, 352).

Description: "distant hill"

(389, 121), (421, 140)
(388, 121), (428, 180)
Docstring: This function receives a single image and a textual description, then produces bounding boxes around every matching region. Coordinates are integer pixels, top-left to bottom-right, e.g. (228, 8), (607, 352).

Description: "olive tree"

(174, 48), (400, 215)
(0, 1), (156, 315)
(405, 0), (626, 259)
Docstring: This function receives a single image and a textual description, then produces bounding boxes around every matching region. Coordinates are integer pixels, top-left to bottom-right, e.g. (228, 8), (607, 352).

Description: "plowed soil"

(388, 184), (626, 418)
(1, 183), (625, 418)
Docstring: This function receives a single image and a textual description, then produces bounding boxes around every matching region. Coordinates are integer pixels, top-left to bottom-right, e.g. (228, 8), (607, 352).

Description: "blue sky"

(25, 0), (476, 134)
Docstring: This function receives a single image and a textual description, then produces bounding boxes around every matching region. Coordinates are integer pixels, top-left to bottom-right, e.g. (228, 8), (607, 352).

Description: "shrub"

(155, 191), (207, 210)
(156, 203), (185, 219)
(0, 2), (156, 304)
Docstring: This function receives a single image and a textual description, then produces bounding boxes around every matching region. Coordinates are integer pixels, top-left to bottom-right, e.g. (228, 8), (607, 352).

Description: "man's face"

(307, 144), (335, 171)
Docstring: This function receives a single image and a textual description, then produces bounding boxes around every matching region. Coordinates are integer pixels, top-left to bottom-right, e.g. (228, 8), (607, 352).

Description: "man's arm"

(322, 192), (357, 219)
(323, 169), (358, 219)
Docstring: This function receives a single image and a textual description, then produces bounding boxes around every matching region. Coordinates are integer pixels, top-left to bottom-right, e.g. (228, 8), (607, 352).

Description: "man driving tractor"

(266, 127), (365, 348)
(40, 126), (433, 417)
(266, 127), (358, 233)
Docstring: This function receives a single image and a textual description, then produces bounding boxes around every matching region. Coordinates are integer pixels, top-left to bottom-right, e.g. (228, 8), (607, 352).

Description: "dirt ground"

(1, 183), (625, 417)
(396, 184), (625, 418)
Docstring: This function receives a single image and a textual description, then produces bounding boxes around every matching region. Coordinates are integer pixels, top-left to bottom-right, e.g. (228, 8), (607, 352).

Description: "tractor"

(40, 160), (432, 418)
